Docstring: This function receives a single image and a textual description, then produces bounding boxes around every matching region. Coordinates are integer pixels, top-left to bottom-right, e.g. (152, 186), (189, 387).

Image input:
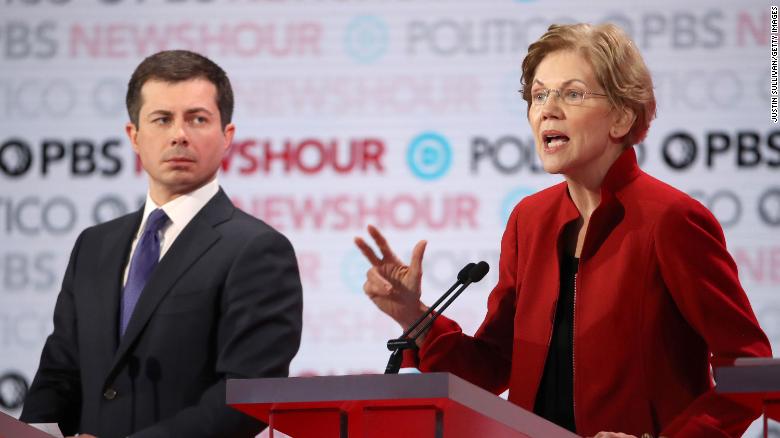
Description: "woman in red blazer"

(355, 23), (771, 438)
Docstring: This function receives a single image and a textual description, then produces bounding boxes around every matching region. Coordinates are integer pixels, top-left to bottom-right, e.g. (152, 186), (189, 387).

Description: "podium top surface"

(229, 372), (495, 404)
(714, 357), (780, 393)
(227, 372), (578, 438)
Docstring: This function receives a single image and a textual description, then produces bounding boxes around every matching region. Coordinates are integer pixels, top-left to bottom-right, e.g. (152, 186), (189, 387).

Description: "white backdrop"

(1, 0), (778, 435)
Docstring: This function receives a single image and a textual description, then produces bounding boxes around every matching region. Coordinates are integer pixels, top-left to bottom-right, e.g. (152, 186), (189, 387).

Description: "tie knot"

(144, 208), (169, 234)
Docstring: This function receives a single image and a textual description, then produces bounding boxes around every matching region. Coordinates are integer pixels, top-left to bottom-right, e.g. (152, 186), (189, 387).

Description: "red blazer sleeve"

(411, 205), (523, 395)
(655, 198), (772, 437)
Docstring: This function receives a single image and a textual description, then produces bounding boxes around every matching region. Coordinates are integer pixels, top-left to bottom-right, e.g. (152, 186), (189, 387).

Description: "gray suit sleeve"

(20, 232), (85, 436)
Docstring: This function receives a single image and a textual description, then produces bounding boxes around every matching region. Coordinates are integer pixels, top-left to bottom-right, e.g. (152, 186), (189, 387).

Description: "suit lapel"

(106, 190), (234, 380)
(96, 210), (143, 355)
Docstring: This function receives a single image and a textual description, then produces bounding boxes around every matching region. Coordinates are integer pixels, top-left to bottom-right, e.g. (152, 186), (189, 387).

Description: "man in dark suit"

(20, 50), (303, 437)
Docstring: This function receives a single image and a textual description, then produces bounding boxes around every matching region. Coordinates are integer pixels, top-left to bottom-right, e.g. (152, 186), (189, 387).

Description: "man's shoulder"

(220, 205), (293, 246)
(226, 207), (277, 233)
(80, 210), (141, 239)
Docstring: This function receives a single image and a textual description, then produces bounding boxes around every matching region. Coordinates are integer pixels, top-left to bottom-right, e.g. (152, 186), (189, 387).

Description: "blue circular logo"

(407, 132), (452, 181)
(341, 248), (371, 295)
(501, 186), (537, 225)
(344, 15), (389, 64)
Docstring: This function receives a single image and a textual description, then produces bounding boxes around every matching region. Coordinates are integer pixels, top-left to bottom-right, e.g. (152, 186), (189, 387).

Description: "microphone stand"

(384, 262), (489, 374)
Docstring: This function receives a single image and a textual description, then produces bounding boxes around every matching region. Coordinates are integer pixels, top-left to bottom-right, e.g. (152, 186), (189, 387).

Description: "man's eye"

(153, 117), (170, 125)
(193, 116), (208, 124)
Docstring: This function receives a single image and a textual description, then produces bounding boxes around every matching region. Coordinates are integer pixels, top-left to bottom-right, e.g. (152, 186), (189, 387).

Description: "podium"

(227, 372), (578, 438)
(0, 411), (57, 438)
(715, 357), (780, 438)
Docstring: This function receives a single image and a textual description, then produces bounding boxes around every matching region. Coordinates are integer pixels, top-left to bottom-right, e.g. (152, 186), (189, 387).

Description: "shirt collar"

(139, 178), (220, 232)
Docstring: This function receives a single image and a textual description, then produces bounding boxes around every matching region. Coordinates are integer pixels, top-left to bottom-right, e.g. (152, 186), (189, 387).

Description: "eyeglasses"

(522, 88), (608, 106)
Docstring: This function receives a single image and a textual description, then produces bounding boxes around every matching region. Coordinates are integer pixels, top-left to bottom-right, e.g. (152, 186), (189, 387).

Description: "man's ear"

(222, 123), (236, 153)
(610, 106), (636, 140)
(125, 122), (140, 154)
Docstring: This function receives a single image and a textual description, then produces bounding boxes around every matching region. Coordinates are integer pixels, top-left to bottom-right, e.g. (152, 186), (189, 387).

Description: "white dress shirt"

(122, 178), (220, 286)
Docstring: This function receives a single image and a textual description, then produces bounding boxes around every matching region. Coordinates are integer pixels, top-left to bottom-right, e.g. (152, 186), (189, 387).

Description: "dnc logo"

(407, 132), (452, 181)
(344, 15), (389, 64)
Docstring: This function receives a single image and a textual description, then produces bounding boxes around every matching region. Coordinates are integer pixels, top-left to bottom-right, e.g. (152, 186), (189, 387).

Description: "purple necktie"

(120, 208), (169, 336)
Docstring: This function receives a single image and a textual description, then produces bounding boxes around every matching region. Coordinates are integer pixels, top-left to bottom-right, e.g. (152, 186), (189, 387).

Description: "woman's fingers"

(408, 240), (428, 279)
(364, 267), (392, 296)
(354, 236), (382, 266)
(367, 225), (399, 262)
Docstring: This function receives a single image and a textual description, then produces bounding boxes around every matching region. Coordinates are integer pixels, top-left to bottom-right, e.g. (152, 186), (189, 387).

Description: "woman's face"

(528, 50), (629, 181)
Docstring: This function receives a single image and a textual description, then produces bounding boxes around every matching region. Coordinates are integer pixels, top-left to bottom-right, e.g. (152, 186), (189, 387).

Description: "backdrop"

(1, 0), (778, 435)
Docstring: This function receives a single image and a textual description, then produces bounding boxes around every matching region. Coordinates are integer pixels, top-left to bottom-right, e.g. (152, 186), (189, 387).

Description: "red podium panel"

(227, 372), (579, 438)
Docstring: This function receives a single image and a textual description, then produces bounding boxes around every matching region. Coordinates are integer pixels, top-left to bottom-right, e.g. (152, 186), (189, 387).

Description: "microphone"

(384, 261), (490, 374)
(399, 262), (474, 340)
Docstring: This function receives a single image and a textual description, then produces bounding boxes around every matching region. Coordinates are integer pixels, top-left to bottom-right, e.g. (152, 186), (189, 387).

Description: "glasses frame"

(521, 87), (609, 106)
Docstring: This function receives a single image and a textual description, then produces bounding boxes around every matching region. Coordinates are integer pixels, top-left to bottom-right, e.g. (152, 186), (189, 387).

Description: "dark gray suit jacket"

(20, 189), (303, 438)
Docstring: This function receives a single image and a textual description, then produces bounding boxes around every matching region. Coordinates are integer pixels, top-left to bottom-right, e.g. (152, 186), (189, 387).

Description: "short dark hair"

(126, 50), (234, 129)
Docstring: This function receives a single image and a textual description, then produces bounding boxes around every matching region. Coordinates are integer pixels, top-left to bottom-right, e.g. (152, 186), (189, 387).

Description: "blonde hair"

(521, 23), (656, 146)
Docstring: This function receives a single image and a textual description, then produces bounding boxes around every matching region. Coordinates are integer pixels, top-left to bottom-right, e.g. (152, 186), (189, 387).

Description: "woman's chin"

(540, 160), (564, 175)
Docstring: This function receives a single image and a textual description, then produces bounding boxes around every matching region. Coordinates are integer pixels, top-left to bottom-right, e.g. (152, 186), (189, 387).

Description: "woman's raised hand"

(354, 225), (428, 329)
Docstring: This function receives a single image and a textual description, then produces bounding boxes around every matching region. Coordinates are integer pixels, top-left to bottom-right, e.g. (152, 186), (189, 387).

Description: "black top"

(533, 253), (578, 433)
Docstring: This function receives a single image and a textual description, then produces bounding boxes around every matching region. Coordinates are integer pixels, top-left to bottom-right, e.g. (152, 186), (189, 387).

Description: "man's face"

(126, 78), (234, 204)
